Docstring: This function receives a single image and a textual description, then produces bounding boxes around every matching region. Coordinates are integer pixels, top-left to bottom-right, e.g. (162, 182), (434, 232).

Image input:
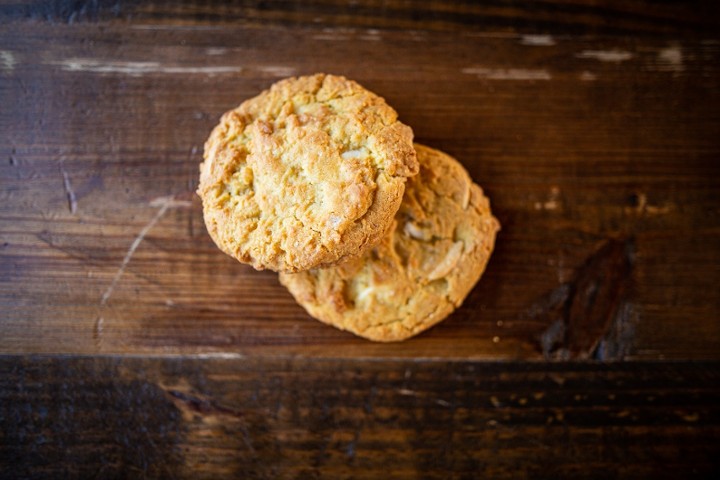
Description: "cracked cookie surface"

(198, 74), (418, 272)
(280, 144), (500, 341)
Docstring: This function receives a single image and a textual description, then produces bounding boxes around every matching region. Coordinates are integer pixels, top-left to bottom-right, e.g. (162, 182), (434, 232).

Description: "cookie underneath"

(280, 144), (500, 342)
(198, 73), (418, 273)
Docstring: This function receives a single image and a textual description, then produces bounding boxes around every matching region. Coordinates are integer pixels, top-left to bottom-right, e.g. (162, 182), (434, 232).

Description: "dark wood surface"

(2, 355), (719, 479)
(1, 1), (719, 477)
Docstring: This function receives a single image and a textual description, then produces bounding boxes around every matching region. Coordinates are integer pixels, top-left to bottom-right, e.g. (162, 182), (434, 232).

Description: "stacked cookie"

(198, 74), (499, 341)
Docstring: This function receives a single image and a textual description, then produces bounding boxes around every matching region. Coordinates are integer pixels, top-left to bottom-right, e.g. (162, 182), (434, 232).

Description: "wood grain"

(2, 2), (720, 477)
(1, 2), (720, 359)
(2, 0), (719, 36)
(1, 355), (718, 479)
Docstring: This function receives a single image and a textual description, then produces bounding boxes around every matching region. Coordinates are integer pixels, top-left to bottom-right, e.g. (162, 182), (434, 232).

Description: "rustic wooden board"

(1, 2), (719, 360)
(2, 1), (720, 477)
(2, 355), (719, 479)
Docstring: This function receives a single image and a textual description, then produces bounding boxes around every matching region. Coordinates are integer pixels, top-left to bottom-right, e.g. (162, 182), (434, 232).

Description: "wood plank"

(1, 355), (718, 478)
(1, 6), (719, 359)
(2, 0), (719, 36)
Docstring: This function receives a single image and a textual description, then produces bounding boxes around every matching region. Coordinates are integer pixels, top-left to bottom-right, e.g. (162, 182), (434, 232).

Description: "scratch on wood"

(205, 47), (227, 55)
(576, 50), (634, 62)
(398, 388), (417, 396)
(194, 352), (246, 360)
(625, 193), (672, 216)
(1, 50), (16, 71)
(100, 196), (190, 306)
(312, 34), (346, 41)
(312, 27), (356, 41)
(100, 203), (169, 305)
(51, 59), (244, 76)
(59, 163), (77, 214)
(149, 195), (192, 209)
(534, 186), (562, 211)
(256, 65), (297, 77)
(93, 316), (104, 345)
(655, 45), (684, 73)
(130, 25), (224, 31)
(358, 28), (382, 41)
(520, 35), (556, 46)
(462, 67), (552, 80)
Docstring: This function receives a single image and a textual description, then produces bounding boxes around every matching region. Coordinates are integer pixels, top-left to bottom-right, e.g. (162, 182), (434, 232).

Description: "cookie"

(280, 144), (500, 341)
(198, 73), (418, 272)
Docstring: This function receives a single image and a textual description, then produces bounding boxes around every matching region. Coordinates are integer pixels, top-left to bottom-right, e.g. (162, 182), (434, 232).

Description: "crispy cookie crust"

(280, 144), (500, 341)
(198, 74), (418, 272)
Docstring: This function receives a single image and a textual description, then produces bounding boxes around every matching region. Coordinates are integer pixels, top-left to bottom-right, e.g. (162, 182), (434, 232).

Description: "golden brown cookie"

(280, 144), (500, 341)
(198, 74), (418, 272)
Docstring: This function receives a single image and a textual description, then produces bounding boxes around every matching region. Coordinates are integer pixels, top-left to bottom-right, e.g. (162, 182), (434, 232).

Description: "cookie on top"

(198, 74), (418, 272)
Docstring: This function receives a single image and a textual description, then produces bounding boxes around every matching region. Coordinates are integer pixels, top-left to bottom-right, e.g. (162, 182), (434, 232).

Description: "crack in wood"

(165, 389), (245, 419)
(163, 386), (256, 455)
(59, 161), (77, 214)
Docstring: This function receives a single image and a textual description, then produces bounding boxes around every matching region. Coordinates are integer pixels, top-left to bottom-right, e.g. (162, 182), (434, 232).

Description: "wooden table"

(1, 1), (719, 477)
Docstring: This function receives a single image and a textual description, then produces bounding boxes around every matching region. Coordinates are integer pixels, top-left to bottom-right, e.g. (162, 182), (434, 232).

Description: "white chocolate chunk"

(404, 221), (431, 241)
(427, 241), (464, 281)
(461, 181), (471, 210)
(355, 285), (393, 304)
